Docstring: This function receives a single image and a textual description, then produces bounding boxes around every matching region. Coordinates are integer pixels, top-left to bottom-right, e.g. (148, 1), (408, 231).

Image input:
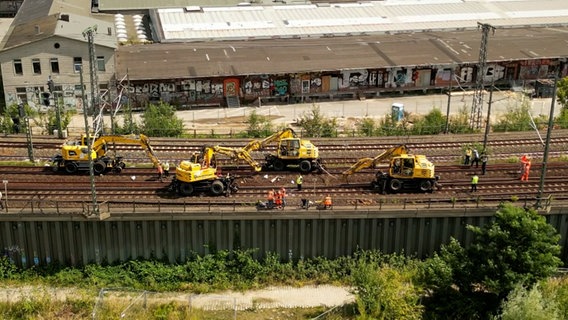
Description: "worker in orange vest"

(157, 163), (164, 182)
(323, 195), (332, 209)
(521, 159), (531, 181)
(519, 154), (529, 178)
(267, 189), (275, 209)
(274, 190), (283, 209)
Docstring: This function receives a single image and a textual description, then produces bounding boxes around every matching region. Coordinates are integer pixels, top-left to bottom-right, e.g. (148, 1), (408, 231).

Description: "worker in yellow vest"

(296, 174), (303, 191)
(471, 174), (479, 193)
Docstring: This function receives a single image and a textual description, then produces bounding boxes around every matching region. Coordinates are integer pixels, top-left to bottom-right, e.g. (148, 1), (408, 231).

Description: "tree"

(297, 105), (337, 137)
(421, 203), (562, 318)
(467, 203), (562, 298)
(357, 117), (376, 137)
(245, 110), (272, 137)
(141, 102), (184, 137)
(556, 76), (568, 109)
(492, 100), (547, 132)
(2, 103), (38, 134)
(411, 108), (446, 135)
(113, 103), (140, 135)
(35, 108), (74, 135)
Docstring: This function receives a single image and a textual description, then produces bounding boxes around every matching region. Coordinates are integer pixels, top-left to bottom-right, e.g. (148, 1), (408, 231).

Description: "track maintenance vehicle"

(240, 128), (324, 173)
(342, 145), (439, 193)
(51, 134), (161, 174)
(168, 145), (240, 196)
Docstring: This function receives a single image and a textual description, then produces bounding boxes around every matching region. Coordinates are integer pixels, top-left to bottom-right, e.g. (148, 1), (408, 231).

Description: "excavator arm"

(91, 134), (161, 167)
(242, 128), (296, 152)
(209, 146), (263, 172)
(342, 145), (407, 176)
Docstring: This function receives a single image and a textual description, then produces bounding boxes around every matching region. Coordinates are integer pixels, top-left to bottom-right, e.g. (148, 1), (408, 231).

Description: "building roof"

(97, 0), (244, 11)
(0, 0), (116, 51)
(115, 26), (568, 81)
(150, 0), (568, 42)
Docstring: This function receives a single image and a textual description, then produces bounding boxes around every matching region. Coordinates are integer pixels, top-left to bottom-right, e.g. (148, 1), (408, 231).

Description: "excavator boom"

(91, 134), (161, 168)
(342, 145), (407, 176)
(210, 146), (262, 171)
(243, 128), (296, 153)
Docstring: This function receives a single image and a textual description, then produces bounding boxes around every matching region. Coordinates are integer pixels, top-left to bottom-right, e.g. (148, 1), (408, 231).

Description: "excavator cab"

(60, 134), (98, 162)
(389, 154), (434, 179)
(277, 138), (312, 158)
(268, 137), (322, 172)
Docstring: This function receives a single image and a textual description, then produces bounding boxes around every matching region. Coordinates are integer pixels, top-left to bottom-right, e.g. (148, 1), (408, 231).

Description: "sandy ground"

(0, 284), (355, 310)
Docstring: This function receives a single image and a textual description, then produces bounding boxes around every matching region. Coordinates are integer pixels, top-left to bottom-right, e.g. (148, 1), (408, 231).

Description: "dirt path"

(0, 284), (355, 310)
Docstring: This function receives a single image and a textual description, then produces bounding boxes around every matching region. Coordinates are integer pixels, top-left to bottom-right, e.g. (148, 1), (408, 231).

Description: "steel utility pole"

(83, 25), (100, 131)
(471, 22), (495, 130)
(535, 60), (564, 209)
(80, 66), (98, 216)
(20, 104), (34, 162)
(47, 76), (63, 138)
(445, 76), (452, 134)
(482, 81), (494, 152)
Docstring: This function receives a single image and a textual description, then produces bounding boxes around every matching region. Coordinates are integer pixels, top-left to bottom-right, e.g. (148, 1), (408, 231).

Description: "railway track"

(1, 132), (567, 213)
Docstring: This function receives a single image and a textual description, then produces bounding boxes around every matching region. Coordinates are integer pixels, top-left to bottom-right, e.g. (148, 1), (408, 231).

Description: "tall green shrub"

(141, 102), (184, 137)
(353, 263), (423, 320)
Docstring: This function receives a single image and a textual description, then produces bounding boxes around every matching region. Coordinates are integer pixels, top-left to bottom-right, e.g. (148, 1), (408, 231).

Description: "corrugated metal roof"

(98, 0), (244, 11)
(152, 0), (568, 42)
(115, 26), (568, 81)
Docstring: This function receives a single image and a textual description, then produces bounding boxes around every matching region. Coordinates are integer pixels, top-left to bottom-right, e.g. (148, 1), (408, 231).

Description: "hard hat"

(131, 176), (136, 180)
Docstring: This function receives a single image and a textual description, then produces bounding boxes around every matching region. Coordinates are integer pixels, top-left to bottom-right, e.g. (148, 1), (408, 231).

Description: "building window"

(14, 59), (23, 75)
(96, 56), (105, 71)
(16, 87), (27, 105)
(50, 58), (60, 74)
(73, 57), (82, 72)
(32, 58), (41, 74)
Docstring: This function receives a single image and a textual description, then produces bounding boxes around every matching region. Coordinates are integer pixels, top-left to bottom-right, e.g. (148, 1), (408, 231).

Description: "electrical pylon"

(470, 22), (495, 130)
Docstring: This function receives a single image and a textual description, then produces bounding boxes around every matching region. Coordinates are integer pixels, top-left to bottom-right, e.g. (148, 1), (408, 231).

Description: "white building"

(0, 0), (116, 111)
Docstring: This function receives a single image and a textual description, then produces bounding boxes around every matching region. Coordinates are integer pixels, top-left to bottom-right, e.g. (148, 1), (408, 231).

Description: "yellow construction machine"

(342, 145), (438, 193)
(51, 134), (161, 174)
(168, 145), (240, 196)
(241, 128), (324, 173)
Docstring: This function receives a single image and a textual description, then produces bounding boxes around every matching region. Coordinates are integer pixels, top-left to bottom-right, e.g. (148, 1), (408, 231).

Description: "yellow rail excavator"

(51, 134), (161, 175)
(342, 145), (439, 193)
(241, 128), (324, 173)
(168, 145), (240, 196)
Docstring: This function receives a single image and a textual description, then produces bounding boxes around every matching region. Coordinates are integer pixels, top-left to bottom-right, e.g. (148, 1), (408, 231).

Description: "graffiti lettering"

(484, 65), (505, 81)
(274, 79), (288, 96)
(460, 67), (474, 83)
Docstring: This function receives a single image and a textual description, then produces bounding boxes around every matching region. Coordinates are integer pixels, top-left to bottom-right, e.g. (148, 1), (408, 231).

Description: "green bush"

(245, 110), (273, 137)
(141, 102), (184, 137)
(297, 105), (338, 137)
(495, 283), (560, 320)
